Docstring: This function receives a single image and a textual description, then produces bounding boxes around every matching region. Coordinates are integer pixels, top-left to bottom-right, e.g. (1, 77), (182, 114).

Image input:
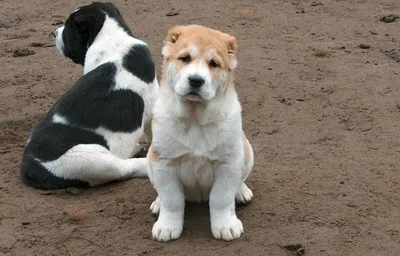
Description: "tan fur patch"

(148, 145), (159, 168)
(242, 132), (251, 164)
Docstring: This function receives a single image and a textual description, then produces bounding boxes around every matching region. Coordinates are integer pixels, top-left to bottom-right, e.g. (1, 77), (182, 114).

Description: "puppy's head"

(54, 2), (129, 65)
(161, 25), (238, 103)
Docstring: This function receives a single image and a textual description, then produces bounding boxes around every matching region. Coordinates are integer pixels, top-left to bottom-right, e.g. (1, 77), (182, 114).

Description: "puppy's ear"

(74, 12), (104, 46)
(74, 13), (92, 39)
(226, 36), (238, 70)
(167, 25), (184, 43)
(162, 26), (184, 57)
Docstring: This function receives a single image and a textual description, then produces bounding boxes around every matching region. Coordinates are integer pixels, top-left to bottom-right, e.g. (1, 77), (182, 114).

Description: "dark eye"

(179, 55), (191, 63)
(209, 60), (219, 68)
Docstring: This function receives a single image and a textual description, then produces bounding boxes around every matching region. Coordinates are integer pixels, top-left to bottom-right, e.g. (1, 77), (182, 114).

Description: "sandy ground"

(0, 0), (399, 255)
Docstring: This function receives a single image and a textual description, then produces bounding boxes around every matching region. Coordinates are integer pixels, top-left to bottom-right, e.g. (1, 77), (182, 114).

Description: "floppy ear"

(74, 12), (104, 46)
(167, 25), (184, 43)
(226, 36), (238, 70)
(162, 26), (184, 57)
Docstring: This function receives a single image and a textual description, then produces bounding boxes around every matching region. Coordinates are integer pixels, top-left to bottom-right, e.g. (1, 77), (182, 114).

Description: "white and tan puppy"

(147, 25), (254, 242)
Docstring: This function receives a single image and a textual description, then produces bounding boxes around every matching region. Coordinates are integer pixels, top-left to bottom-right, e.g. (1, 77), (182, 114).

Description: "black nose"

(188, 75), (204, 88)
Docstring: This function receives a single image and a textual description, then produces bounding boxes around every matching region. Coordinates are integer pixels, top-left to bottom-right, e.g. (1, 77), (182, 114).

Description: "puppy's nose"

(188, 75), (204, 88)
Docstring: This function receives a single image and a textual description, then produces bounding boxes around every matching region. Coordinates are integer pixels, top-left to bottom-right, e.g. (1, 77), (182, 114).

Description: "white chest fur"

(179, 154), (217, 202)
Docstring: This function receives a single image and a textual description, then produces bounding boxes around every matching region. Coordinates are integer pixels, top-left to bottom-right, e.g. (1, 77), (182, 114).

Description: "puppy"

(20, 2), (159, 190)
(147, 25), (254, 242)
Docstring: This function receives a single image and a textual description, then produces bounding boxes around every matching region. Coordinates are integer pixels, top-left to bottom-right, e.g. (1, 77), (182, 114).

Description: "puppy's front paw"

(235, 183), (253, 204)
(211, 216), (243, 241)
(150, 197), (160, 215)
(152, 219), (183, 242)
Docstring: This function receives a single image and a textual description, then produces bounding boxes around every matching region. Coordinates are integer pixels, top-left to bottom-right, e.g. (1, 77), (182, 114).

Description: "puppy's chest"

(183, 123), (219, 155)
(156, 121), (223, 159)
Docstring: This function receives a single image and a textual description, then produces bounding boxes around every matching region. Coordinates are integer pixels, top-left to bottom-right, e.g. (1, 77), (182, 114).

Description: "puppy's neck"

(180, 101), (202, 122)
(83, 15), (145, 74)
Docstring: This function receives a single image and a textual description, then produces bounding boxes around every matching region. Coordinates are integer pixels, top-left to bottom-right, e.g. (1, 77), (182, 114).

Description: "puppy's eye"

(178, 55), (191, 63)
(209, 60), (219, 68)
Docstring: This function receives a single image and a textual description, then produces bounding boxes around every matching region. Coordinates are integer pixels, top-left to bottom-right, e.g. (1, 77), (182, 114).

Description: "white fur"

(161, 42), (173, 57)
(50, 14), (159, 186)
(39, 144), (147, 186)
(95, 127), (143, 158)
(83, 17), (147, 74)
(55, 26), (65, 54)
(229, 53), (238, 70)
(187, 44), (199, 56)
(52, 114), (68, 125)
(148, 47), (253, 241)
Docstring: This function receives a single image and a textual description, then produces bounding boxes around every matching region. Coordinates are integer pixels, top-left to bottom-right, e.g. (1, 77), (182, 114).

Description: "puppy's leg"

(143, 119), (153, 146)
(41, 144), (147, 186)
(210, 161), (243, 241)
(236, 139), (254, 204)
(151, 159), (184, 242)
(235, 183), (253, 204)
(133, 121), (153, 158)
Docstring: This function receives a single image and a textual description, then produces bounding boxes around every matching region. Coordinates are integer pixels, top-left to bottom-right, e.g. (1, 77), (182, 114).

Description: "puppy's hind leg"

(150, 196), (160, 215)
(41, 144), (147, 187)
(134, 119), (153, 158)
(235, 183), (253, 204)
(236, 134), (254, 204)
(235, 155), (254, 204)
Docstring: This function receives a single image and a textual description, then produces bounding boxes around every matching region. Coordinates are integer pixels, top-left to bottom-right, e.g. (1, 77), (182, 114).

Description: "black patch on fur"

(123, 44), (156, 84)
(55, 62), (144, 132)
(61, 2), (136, 65)
(20, 156), (90, 190)
(26, 121), (110, 162)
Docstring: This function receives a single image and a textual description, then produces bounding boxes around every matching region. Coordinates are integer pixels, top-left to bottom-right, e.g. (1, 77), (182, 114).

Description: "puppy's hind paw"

(150, 197), (160, 216)
(235, 183), (253, 205)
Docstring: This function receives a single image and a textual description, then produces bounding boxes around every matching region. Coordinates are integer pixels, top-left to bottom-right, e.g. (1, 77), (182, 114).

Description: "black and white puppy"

(20, 2), (159, 190)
